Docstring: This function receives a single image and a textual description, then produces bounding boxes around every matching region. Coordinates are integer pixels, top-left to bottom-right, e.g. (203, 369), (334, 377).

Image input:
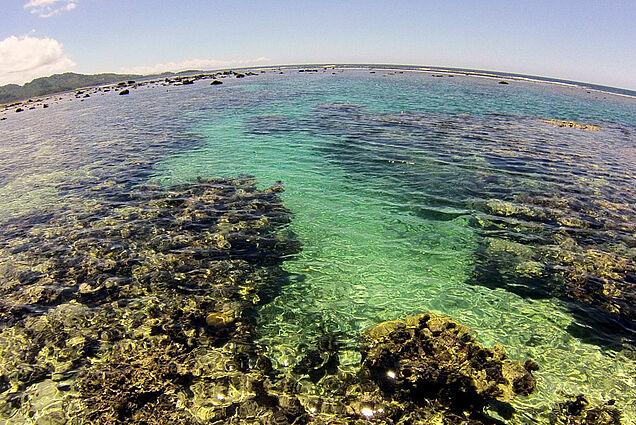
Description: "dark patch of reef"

(475, 193), (636, 344)
(0, 177), (298, 423)
(549, 394), (622, 425)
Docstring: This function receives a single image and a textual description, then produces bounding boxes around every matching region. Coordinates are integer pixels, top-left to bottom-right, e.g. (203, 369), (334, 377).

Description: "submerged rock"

(477, 194), (636, 325)
(0, 177), (300, 424)
(361, 313), (537, 411)
(550, 394), (622, 425)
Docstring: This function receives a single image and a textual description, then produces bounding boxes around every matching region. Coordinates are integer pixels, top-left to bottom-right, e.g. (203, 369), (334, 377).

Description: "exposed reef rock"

(361, 314), (537, 412)
(539, 119), (601, 130)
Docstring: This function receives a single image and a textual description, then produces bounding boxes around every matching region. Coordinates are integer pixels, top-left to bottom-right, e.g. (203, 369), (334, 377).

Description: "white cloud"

(120, 57), (271, 75)
(24, 0), (78, 18)
(0, 35), (76, 86)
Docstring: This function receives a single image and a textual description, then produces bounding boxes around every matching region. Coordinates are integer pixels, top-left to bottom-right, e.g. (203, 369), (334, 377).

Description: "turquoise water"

(153, 70), (635, 422)
(1, 68), (635, 423)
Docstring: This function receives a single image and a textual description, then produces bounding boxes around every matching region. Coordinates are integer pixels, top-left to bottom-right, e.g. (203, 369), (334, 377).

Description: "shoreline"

(1, 64), (635, 111)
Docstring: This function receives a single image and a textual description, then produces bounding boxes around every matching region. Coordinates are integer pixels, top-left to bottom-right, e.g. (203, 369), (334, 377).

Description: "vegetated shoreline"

(0, 64), (634, 110)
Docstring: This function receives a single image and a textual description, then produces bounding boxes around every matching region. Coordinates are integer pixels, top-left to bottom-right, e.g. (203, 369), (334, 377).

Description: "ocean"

(0, 67), (634, 424)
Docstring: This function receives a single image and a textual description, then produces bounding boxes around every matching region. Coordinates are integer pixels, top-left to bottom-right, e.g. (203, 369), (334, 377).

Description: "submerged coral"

(0, 177), (299, 424)
(549, 394), (622, 425)
(361, 314), (536, 413)
(477, 193), (636, 326)
(0, 175), (627, 424)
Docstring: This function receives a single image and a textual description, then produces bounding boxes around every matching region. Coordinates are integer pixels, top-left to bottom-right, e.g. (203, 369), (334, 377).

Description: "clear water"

(1, 68), (635, 424)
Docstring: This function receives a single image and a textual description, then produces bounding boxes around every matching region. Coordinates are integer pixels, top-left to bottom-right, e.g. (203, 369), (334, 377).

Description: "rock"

(15, 108), (23, 112)
(0, 177), (301, 423)
(118, 89), (130, 95)
(361, 313), (537, 410)
(181, 79), (194, 85)
(42, 104), (49, 108)
(539, 119), (601, 130)
(234, 73), (246, 78)
(205, 312), (234, 327)
(550, 394), (622, 425)
(499, 80), (509, 84)
(210, 80), (223, 85)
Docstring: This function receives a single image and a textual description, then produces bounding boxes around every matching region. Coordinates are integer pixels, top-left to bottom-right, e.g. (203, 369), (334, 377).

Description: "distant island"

(0, 72), (144, 104)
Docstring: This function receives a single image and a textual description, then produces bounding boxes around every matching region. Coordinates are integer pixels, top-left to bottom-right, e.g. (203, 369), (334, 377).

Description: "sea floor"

(0, 67), (634, 424)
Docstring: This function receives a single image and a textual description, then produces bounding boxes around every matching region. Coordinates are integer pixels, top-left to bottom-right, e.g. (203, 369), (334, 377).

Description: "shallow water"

(1, 68), (635, 424)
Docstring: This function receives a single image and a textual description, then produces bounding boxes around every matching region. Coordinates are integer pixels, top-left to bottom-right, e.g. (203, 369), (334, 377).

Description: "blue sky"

(1, 0), (635, 89)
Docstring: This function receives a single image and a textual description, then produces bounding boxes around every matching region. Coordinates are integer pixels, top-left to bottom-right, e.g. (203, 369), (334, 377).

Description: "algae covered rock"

(549, 394), (622, 425)
(0, 177), (301, 424)
(361, 313), (537, 411)
(539, 119), (601, 130)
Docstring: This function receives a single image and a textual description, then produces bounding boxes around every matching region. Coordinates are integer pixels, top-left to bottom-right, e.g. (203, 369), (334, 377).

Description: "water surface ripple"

(0, 68), (635, 424)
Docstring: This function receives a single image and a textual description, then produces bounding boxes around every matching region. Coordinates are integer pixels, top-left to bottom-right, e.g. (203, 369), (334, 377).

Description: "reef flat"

(0, 66), (634, 424)
(0, 178), (299, 423)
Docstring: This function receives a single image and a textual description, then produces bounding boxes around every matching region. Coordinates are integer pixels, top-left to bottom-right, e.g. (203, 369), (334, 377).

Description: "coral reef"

(477, 193), (636, 324)
(0, 177), (299, 424)
(0, 175), (627, 424)
(539, 119), (601, 130)
(549, 394), (622, 425)
(361, 314), (536, 413)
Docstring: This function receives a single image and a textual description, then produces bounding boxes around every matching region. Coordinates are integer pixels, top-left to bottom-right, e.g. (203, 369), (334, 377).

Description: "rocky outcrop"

(539, 119), (601, 130)
(361, 313), (537, 411)
(550, 394), (622, 425)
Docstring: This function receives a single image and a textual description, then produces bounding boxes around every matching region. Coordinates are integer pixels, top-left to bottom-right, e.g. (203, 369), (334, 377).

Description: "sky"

(1, 0), (635, 89)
